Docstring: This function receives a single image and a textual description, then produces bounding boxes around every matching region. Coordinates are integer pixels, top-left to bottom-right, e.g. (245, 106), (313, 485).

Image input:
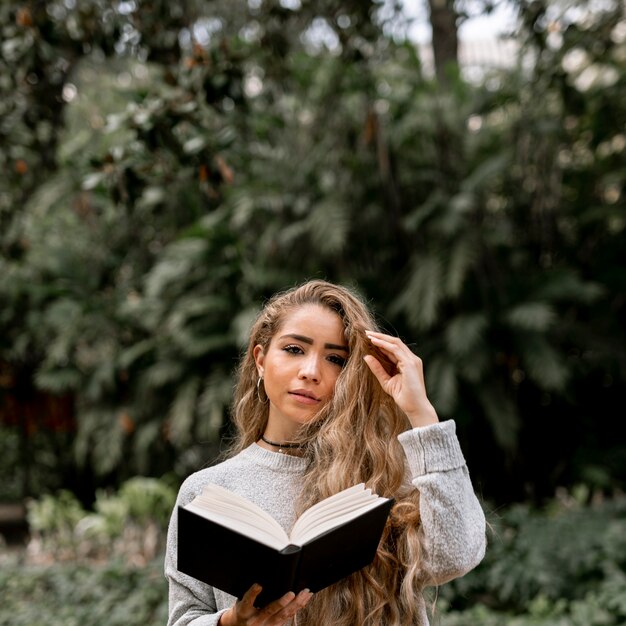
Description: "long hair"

(230, 280), (427, 625)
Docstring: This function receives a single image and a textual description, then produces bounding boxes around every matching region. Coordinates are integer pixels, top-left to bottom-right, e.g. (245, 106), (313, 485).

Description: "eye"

(282, 344), (303, 355)
(327, 354), (347, 368)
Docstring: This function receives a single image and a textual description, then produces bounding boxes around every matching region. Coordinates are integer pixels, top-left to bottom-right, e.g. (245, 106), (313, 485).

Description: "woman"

(166, 280), (486, 625)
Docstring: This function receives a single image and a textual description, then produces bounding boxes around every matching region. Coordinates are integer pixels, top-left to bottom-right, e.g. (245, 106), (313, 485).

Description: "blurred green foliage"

(2, 491), (624, 625)
(1, 0), (625, 503)
(436, 494), (626, 625)
(26, 476), (176, 562)
(0, 559), (168, 626)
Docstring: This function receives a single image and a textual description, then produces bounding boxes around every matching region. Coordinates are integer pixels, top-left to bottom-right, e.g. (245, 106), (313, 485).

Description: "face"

(254, 304), (348, 439)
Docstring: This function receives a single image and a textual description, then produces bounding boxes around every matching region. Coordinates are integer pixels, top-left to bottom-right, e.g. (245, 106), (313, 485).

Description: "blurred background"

(1, 0), (625, 624)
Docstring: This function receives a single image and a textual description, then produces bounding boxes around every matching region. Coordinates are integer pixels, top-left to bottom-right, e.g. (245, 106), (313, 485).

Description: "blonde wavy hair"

(230, 280), (427, 625)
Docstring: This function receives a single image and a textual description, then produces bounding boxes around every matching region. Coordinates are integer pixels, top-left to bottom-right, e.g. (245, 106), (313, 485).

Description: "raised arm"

(364, 331), (486, 584)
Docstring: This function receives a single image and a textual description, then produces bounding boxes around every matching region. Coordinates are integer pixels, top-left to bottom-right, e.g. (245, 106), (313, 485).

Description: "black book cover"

(177, 497), (393, 607)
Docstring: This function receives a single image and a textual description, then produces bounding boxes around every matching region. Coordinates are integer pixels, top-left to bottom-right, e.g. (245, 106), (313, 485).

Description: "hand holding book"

(218, 584), (313, 626)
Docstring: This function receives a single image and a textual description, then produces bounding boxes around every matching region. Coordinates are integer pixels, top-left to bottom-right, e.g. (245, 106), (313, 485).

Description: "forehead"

(276, 304), (345, 343)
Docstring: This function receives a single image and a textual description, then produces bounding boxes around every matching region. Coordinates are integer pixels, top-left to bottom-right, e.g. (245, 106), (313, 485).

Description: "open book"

(177, 483), (393, 606)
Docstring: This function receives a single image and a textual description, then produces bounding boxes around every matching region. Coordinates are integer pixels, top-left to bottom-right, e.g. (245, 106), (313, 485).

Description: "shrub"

(25, 477), (176, 564)
(435, 494), (626, 625)
(0, 558), (167, 626)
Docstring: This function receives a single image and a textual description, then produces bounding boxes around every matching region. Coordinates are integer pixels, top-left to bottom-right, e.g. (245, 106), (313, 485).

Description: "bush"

(8, 483), (626, 625)
(434, 493), (626, 625)
(0, 558), (167, 626)
(25, 476), (176, 564)
(0, 478), (173, 625)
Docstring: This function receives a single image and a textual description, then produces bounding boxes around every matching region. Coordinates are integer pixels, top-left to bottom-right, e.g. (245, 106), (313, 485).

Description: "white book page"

(291, 499), (388, 546)
(193, 498), (277, 533)
(199, 484), (285, 533)
(290, 484), (371, 538)
(184, 484), (289, 550)
(290, 496), (378, 539)
(185, 504), (288, 550)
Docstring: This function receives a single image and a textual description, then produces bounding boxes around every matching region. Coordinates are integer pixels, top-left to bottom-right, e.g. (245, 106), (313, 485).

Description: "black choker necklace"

(260, 435), (305, 453)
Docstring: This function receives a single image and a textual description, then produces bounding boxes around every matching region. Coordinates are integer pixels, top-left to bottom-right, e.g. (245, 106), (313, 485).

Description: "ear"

(253, 344), (265, 378)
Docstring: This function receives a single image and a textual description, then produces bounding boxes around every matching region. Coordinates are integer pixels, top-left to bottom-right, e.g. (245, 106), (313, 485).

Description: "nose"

(298, 354), (321, 383)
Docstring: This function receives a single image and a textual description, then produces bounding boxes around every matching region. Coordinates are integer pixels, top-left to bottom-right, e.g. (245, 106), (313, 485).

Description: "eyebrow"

(279, 333), (349, 352)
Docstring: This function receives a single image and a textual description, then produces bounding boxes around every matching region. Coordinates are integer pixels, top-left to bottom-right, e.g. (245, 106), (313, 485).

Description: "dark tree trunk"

(427, 0), (459, 82)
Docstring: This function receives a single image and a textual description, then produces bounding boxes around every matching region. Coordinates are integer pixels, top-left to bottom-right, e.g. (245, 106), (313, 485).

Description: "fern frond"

(445, 237), (477, 298)
(391, 254), (444, 330)
(518, 335), (569, 391)
(445, 313), (488, 357)
(532, 271), (605, 304)
(477, 386), (520, 452)
(307, 199), (349, 256)
(167, 377), (200, 446)
(426, 356), (458, 417)
(506, 302), (556, 332)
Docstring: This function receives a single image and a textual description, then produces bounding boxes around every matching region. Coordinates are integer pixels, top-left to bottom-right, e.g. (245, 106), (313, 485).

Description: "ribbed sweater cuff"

(397, 420), (466, 477)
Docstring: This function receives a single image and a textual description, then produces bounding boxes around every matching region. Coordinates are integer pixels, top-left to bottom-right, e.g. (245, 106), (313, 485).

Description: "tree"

(1, 0), (625, 504)
(428, 0), (460, 80)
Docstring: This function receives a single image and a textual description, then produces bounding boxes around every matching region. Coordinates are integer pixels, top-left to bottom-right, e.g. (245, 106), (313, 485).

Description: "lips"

(289, 389), (321, 402)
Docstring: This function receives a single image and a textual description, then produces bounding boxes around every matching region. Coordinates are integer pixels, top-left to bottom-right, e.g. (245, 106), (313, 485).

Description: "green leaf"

(445, 237), (477, 298)
(167, 377), (200, 446)
(183, 136), (207, 154)
(118, 339), (156, 369)
(477, 385), (520, 452)
(391, 254), (444, 330)
(307, 199), (349, 255)
(461, 151), (511, 193)
(34, 368), (82, 392)
(518, 335), (570, 391)
(445, 313), (488, 357)
(427, 356), (458, 416)
(505, 302), (556, 332)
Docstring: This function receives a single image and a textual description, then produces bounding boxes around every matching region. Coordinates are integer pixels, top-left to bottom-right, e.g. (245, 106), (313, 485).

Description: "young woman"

(166, 280), (486, 626)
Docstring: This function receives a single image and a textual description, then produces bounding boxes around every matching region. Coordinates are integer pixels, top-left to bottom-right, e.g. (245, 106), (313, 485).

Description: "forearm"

(415, 465), (486, 583)
(166, 480), (228, 626)
(167, 572), (228, 626)
(398, 420), (487, 584)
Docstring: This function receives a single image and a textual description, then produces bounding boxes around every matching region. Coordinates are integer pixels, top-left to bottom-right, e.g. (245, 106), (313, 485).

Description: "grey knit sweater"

(165, 420), (486, 626)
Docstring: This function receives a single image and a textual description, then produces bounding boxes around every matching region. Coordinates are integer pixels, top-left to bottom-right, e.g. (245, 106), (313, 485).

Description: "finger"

(366, 331), (411, 348)
(294, 588), (313, 607)
(364, 354), (391, 387)
(365, 329), (402, 341)
(266, 590), (313, 625)
(366, 334), (409, 364)
(255, 591), (296, 620)
(277, 589), (313, 613)
(367, 331), (418, 359)
(239, 583), (263, 612)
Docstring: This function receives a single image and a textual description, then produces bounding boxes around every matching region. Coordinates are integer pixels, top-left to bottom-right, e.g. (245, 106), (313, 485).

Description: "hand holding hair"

(363, 331), (439, 429)
(218, 584), (313, 626)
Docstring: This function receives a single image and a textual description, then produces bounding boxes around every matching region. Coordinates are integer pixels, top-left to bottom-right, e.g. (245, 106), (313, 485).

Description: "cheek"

(323, 369), (342, 397)
(263, 365), (282, 391)
(262, 358), (290, 393)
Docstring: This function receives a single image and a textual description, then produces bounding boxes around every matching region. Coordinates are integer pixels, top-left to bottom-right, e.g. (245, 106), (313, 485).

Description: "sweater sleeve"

(165, 477), (230, 626)
(397, 419), (486, 586)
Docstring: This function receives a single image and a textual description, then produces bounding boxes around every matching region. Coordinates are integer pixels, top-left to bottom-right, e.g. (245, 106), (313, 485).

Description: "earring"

(257, 377), (268, 404)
